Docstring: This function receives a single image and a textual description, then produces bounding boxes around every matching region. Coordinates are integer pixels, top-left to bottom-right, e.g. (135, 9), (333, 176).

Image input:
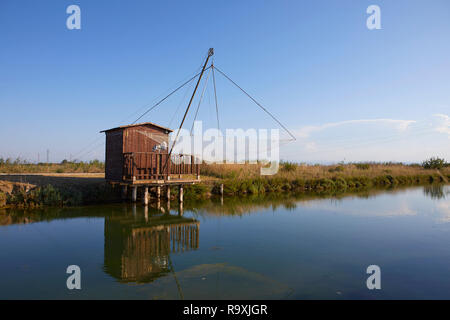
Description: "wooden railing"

(123, 152), (200, 181)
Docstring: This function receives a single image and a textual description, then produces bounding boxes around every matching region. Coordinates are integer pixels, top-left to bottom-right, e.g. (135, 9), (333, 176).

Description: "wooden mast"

(162, 48), (214, 175)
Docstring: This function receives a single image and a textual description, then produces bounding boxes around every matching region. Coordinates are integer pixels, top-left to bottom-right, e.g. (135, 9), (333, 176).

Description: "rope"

(168, 79), (195, 128)
(132, 66), (212, 125)
(213, 65), (296, 141)
(190, 67), (212, 135)
(212, 62), (220, 132)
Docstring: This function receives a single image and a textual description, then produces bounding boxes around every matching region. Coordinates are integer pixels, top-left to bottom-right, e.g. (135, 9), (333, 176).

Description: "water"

(0, 185), (449, 299)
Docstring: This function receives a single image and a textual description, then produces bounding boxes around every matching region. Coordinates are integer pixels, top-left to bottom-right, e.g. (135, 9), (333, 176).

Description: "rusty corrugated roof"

(100, 122), (173, 133)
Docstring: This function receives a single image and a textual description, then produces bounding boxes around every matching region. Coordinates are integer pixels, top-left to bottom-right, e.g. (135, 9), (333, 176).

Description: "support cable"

(211, 63), (220, 132)
(190, 67), (212, 135)
(132, 66), (212, 125)
(213, 66), (296, 141)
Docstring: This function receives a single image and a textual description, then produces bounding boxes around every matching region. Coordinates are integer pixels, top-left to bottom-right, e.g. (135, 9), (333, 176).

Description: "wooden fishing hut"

(100, 122), (200, 205)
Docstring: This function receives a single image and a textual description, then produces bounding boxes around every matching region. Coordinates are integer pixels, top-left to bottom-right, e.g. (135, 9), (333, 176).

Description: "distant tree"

(422, 157), (446, 169)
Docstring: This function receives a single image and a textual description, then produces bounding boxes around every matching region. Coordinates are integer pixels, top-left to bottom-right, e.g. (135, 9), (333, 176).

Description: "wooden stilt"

(166, 186), (171, 199)
(131, 186), (137, 202)
(179, 201), (184, 216)
(179, 185), (184, 203)
(121, 185), (128, 200)
(143, 186), (149, 205)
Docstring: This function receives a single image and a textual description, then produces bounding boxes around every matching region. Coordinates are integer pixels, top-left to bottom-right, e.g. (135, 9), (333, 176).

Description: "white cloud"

(305, 142), (317, 152)
(432, 114), (450, 138)
(295, 118), (416, 139)
(435, 201), (450, 223)
(281, 114), (450, 162)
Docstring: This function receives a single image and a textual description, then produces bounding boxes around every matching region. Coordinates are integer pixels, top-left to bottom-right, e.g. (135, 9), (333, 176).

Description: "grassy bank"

(0, 175), (119, 208)
(200, 161), (450, 196)
(0, 160), (449, 208)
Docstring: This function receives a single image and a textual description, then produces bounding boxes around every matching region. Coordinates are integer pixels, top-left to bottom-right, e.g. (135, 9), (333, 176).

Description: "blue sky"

(0, 0), (449, 163)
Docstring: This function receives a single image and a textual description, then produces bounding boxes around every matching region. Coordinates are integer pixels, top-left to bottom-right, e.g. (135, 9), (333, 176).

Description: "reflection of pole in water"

(132, 204), (137, 218)
(169, 222), (199, 253)
(179, 202), (183, 216)
(166, 186), (171, 214)
(143, 187), (149, 205)
(144, 205), (148, 222)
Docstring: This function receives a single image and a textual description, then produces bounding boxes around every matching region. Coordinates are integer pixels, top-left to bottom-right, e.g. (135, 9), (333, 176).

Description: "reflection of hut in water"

(104, 213), (199, 283)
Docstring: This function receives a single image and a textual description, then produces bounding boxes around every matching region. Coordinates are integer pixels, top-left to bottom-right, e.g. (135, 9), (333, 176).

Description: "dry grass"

(201, 162), (450, 181)
(0, 160), (104, 174)
(199, 162), (449, 196)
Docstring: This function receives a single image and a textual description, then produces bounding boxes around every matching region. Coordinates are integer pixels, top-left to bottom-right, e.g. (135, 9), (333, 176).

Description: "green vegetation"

(328, 165), (344, 173)
(0, 158), (449, 209)
(280, 161), (297, 172)
(422, 157), (448, 169)
(7, 184), (119, 208)
(355, 163), (370, 170)
(0, 180), (120, 208)
(200, 158), (450, 196)
(205, 173), (447, 196)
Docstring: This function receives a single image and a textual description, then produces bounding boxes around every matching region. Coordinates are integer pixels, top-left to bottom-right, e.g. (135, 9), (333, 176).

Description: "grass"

(201, 161), (449, 181)
(0, 175), (119, 208)
(0, 158), (449, 208)
(200, 161), (450, 195)
(0, 158), (104, 174)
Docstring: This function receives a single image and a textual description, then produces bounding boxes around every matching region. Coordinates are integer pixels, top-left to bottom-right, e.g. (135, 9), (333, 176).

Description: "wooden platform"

(109, 178), (200, 186)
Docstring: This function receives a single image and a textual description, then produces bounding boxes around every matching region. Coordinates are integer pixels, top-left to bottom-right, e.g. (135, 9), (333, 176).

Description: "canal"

(0, 185), (449, 299)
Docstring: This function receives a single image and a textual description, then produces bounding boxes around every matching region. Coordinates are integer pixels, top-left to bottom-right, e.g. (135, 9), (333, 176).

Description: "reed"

(1, 159), (448, 208)
(200, 161), (450, 195)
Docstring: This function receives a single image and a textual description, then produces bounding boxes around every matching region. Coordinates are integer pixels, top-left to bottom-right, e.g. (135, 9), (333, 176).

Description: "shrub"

(222, 179), (240, 194)
(185, 184), (209, 199)
(355, 163), (370, 170)
(329, 166), (344, 173)
(280, 161), (297, 172)
(38, 185), (63, 206)
(422, 157), (446, 169)
(291, 178), (305, 189)
(318, 178), (335, 190)
(333, 177), (347, 190)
